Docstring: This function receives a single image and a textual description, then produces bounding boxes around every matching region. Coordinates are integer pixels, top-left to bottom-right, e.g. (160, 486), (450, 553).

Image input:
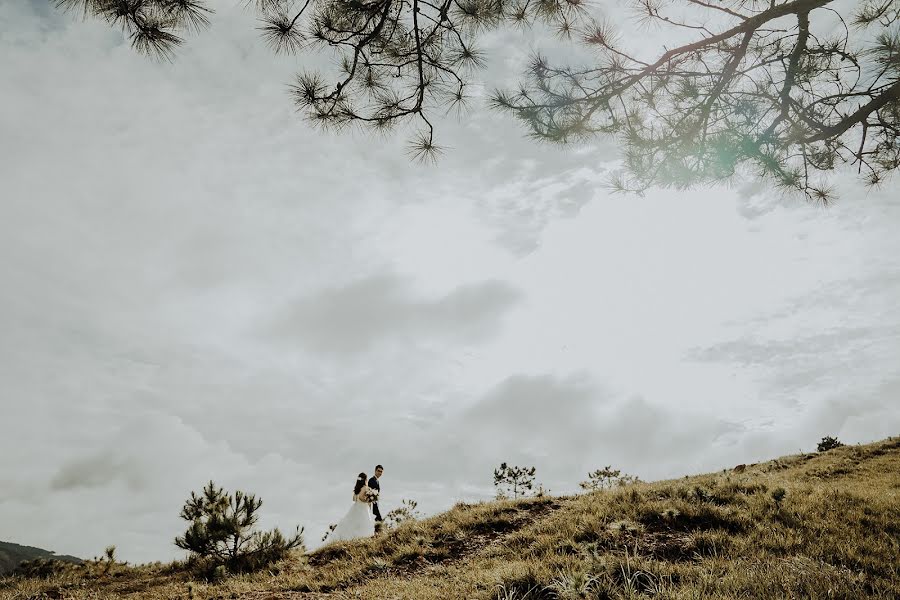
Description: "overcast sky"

(1, 0), (898, 564)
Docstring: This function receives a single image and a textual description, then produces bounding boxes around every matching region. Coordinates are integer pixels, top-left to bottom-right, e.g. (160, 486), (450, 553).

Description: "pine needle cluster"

(174, 481), (304, 574)
(493, 0), (900, 202)
(57, 0), (900, 198)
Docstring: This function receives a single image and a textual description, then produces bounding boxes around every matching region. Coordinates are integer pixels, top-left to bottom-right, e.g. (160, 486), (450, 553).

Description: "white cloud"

(262, 274), (521, 354)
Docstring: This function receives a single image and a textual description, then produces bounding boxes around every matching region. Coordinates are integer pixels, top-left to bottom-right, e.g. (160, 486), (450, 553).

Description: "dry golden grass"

(4, 437), (899, 599)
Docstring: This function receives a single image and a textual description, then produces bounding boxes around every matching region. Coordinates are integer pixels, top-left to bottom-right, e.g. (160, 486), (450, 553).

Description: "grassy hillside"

(3, 437), (899, 599)
(0, 541), (81, 576)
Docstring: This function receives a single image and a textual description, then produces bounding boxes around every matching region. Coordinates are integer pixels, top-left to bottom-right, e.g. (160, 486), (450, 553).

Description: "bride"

(327, 472), (376, 543)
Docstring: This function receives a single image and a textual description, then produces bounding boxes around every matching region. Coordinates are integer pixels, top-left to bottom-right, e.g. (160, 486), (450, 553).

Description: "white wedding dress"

(327, 489), (375, 543)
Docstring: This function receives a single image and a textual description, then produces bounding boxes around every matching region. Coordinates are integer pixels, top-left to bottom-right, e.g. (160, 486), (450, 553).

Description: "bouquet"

(362, 487), (380, 504)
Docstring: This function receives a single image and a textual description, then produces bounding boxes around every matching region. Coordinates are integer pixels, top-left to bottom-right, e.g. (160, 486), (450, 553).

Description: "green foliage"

(55, 0), (900, 200)
(52, 0), (211, 60)
(495, 0), (900, 203)
(493, 463), (537, 499)
(0, 540), (82, 576)
(385, 499), (422, 529)
(101, 546), (118, 575)
(174, 481), (304, 574)
(579, 466), (641, 491)
(12, 544), (121, 580)
(55, 0), (900, 201)
(817, 436), (845, 452)
(53, 0), (585, 161)
(11, 557), (72, 579)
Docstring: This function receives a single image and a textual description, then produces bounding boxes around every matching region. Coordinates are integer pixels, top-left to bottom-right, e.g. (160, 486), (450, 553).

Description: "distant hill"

(0, 541), (82, 575)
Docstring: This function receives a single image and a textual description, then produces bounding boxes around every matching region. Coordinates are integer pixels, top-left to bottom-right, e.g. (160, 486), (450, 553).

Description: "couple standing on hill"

(326, 465), (384, 543)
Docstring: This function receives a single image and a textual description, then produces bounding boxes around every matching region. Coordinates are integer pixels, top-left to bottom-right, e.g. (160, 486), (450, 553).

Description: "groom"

(368, 464), (384, 532)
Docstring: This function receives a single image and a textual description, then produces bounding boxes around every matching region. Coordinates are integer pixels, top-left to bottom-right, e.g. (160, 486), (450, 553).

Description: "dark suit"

(368, 476), (382, 521)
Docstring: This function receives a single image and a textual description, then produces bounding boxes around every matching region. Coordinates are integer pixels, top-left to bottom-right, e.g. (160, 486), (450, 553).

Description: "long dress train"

(328, 495), (375, 543)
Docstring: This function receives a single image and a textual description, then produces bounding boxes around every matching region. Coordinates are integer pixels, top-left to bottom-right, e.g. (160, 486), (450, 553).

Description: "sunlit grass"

(4, 437), (898, 599)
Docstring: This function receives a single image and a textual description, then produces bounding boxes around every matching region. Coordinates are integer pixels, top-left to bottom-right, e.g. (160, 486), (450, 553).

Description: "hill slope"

(3, 437), (899, 599)
(0, 541), (81, 576)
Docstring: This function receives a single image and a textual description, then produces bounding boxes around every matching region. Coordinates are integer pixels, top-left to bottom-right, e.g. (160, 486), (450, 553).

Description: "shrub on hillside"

(579, 466), (641, 491)
(174, 481), (304, 575)
(385, 499), (422, 529)
(817, 436), (844, 452)
(12, 546), (120, 580)
(12, 558), (71, 579)
(493, 463), (537, 499)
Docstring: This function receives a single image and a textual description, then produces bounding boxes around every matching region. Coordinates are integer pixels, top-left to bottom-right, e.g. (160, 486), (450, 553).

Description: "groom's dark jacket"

(368, 476), (382, 521)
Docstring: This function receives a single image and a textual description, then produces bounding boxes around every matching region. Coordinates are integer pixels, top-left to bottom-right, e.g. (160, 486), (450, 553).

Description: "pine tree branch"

(800, 79), (900, 143)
